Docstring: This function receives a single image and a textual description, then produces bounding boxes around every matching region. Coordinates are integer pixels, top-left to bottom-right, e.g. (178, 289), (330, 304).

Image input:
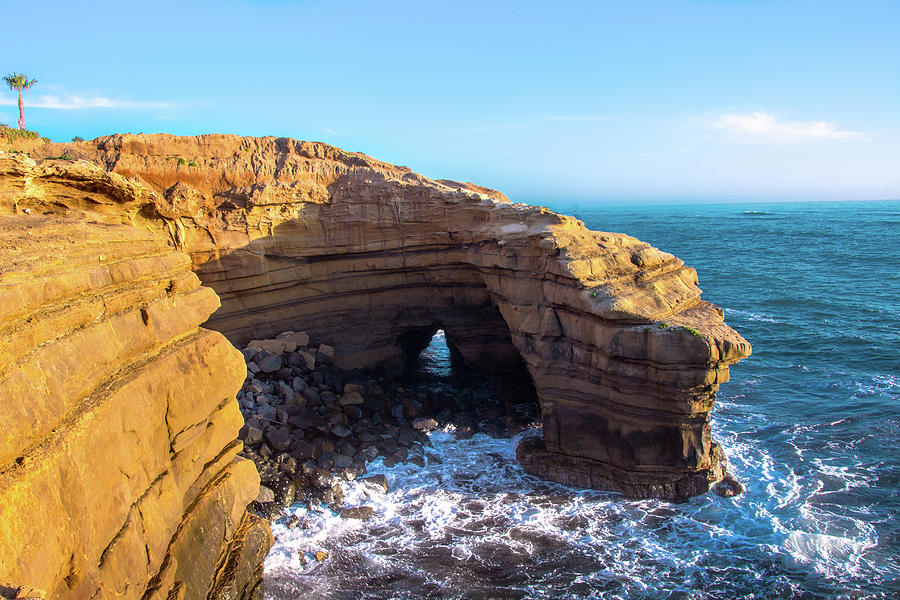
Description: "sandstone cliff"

(0, 153), (271, 599)
(10, 134), (751, 504)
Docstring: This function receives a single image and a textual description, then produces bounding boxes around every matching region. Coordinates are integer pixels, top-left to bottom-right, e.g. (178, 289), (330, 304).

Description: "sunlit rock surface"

(0, 154), (271, 599)
(12, 135), (750, 502)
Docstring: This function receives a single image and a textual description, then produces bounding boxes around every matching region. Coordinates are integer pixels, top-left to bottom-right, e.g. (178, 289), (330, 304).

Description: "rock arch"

(16, 134), (752, 500)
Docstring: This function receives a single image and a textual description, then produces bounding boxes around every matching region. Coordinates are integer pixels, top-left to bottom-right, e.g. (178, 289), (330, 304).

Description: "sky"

(2, 0), (898, 204)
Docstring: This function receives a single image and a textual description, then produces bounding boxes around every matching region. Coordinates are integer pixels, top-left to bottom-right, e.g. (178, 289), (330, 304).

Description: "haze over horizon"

(2, 0), (898, 205)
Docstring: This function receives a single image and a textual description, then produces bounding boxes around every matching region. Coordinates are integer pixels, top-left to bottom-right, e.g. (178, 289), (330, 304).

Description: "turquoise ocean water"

(265, 200), (899, 599)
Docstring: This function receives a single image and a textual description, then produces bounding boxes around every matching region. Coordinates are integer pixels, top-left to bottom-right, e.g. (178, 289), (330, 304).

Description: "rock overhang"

(4, 134), (751, 503)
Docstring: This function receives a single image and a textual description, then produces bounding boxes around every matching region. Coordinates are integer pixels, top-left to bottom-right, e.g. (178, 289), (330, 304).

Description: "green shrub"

(0, 125), (40, 142)
(72, 136), (84, 142)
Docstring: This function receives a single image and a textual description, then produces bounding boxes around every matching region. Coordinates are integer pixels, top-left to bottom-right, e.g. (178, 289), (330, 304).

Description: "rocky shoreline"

(236, 331), (539, 526)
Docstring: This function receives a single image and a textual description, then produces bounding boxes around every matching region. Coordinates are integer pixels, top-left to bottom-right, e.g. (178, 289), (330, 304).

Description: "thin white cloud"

(0, 94), (176, 111)
(546, 115), (609, 121)
(446, 122), (523, 132)
(711, 111), (862, 142)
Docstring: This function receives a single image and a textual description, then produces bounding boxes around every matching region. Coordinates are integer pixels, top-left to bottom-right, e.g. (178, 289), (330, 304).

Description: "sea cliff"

(0, 133), (749, 596)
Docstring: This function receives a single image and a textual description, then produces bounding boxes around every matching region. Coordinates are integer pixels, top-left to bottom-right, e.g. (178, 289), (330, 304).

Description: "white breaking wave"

(264, 425), (886, 599)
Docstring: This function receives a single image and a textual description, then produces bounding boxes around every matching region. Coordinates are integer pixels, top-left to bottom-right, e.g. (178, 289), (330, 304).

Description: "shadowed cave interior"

(396, 324), (542, 438)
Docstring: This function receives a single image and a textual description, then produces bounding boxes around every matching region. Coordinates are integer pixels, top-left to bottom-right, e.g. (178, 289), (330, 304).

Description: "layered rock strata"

(0, 157), (271, 598)
(16, 135), (751, 500)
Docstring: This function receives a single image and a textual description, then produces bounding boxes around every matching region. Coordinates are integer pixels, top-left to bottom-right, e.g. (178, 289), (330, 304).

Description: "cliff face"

(15, 134), (751, 502)
(0, 154), (271, 599)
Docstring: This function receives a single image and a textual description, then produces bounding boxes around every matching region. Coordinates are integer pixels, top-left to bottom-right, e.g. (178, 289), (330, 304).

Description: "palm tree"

(3, 73), (38, 130)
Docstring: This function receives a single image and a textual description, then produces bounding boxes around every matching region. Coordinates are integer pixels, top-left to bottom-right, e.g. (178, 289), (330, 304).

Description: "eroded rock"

(0, 201), (271, 599)
(7, 135), (751, 501)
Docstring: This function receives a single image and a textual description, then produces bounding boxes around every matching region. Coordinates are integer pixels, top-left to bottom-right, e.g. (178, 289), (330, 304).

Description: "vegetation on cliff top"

(3, 73), (37, 130)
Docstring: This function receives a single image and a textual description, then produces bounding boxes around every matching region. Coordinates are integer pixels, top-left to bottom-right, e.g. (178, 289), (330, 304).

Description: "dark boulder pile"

(235, 331), (533, 520)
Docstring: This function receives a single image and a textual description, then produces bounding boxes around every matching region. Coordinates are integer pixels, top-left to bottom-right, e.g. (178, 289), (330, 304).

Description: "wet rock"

(284, 514), (301, 529)
(412, 417), (438, 432)
(313, 438), (335, 454)
(380, 438), (399, 455)
(272, 479), (296, 506)
(357, 446), (379, 462)
(358, 431), (379, 443)
(340, 506), (375, 520)
(455, 425), (475, 440)
(407, 455), (426, 468)
(279, 456), (299, 475)
(398, 428), (417, 444)
(358, 474), (389, 492)
(479, 422), (504, 437)
(312, 469), (335, 489)
(714, 472), (745, 497)
(336, 467), (357, 481)
(256, 485), (275, 503)
(322, 484), (344, 507)
(317, 452), (335, 470)
(291, 440), (316, 461)
(253, 501), (282, 520)
(333, 453), (353, 469)
(426, 452), (443, 465)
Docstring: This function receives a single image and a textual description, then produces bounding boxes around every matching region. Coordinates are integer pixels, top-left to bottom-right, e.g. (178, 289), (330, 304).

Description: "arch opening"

(397, 324), (540, 438)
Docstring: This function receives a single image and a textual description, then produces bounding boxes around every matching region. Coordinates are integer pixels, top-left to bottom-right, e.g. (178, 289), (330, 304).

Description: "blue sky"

(2, 0), (898, 203)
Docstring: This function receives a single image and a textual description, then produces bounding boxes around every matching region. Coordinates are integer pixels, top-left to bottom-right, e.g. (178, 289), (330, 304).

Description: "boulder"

(265, 427), (292, 452)
(412, 417), (438, 432)
(340, 506), (375, 520)
(358, 474), (389, 492)
(257, 353), (283, 373)
(338, 391), (365, 406)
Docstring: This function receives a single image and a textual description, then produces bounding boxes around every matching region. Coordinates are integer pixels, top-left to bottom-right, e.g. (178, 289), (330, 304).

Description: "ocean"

(264, 200), (900, 599)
